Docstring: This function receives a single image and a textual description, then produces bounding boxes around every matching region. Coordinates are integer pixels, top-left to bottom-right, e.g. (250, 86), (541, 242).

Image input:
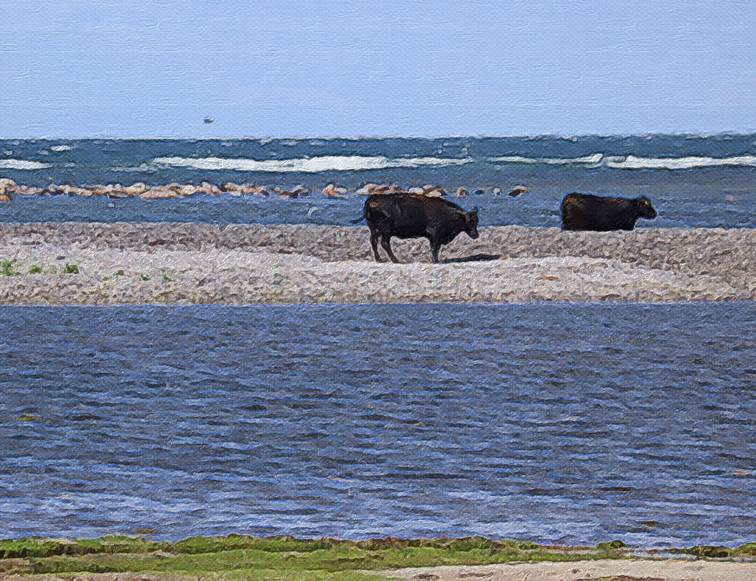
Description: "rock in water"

(322, 184), (348, 198)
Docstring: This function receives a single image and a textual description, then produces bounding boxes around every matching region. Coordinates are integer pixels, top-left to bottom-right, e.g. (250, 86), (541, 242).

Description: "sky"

(0, 1), (754, 138)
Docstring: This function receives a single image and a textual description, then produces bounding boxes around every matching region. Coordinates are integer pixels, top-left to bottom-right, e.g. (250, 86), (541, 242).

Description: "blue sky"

(0, 1), (754, 137)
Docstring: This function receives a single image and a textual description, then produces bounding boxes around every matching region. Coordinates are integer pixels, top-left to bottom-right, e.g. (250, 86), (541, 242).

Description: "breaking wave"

(151, 155), (473, 172)
(491, 153), (603, 166)
(491, 153), (756, 169)
(604, 155), (756, 169)
(0, 159), (51, 170)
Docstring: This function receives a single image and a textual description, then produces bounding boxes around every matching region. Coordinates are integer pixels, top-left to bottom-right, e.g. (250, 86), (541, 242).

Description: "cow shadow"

(442, 253), (501, 264)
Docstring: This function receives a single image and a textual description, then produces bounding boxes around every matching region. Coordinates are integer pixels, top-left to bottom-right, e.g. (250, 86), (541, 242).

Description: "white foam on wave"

(604, 155), (756, 169)
(0, 159), (51, 170)
(490, 153), (756, 169)
(151, 155), (473, 172)
(50, 145), (74, 152)
(491, 153), (604, 165)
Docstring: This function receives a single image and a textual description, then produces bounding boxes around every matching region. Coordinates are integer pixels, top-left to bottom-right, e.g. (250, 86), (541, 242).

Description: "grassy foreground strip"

(0, 536), (754, 579)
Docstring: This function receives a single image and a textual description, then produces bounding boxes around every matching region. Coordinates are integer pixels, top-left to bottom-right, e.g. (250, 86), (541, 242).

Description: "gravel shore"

(0, 223), (753, 304)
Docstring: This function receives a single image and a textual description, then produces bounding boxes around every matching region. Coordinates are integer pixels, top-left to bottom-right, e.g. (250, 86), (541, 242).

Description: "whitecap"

(0, 159), (51, 170)
(151, 155), (473, 172)
(491, 153), (603, 165)
(112, 163), (159, 172)
(50, 145), (74, 152)
(604, 155), (756, 170)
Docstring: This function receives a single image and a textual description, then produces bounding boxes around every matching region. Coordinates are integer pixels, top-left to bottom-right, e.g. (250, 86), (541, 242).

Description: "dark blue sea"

(1, 135), (755, 227)
(1, 303), (754, 547)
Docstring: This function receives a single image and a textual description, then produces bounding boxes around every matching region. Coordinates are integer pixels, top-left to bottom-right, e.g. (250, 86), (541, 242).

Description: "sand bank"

(386, 558), (756, 580)
(6, 559), (756, 580)
(0, 223), (753, 304)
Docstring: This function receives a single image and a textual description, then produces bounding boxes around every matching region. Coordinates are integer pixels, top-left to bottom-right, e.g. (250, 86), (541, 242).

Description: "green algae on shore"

(1, 536), (753, 579)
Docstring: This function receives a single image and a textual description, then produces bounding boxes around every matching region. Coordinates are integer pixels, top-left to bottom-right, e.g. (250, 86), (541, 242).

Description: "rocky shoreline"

(0, 179), (478, 201)
(0, 223), (753, 304)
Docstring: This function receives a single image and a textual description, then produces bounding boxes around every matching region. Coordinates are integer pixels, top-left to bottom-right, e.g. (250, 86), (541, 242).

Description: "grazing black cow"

(560, 193), (657, 231)
(355, 193), (479, 263)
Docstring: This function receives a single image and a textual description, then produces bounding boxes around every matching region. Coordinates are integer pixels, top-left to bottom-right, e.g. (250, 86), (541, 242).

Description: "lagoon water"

(1, 303), (754, 546)
(1, 135), (755, 228)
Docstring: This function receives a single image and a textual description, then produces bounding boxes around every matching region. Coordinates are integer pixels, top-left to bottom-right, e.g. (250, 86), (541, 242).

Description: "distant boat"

(203, 117), (214, 124)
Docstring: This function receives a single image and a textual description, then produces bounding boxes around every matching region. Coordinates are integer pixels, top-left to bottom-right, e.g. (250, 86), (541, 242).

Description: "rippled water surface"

(1, 136), (755, 227)
(1, 304), (754, 546)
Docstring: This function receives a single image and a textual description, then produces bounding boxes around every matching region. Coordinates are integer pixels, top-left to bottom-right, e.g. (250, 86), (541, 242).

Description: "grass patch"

(63, 263), (79, 274)
(0, 535), (159, 559)
(0, 535), (625, 579)
(596, 540), (626, 550)
(0, 536), (752, 579)
(674, 542), (756, 559)
(0, 261), (55, 276)
(114, 269), (125, 276)
(0, 259), (18, 276)
(140, 273), (151, 281)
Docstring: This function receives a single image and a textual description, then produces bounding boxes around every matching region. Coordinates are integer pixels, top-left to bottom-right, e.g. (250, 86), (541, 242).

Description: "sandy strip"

(9, 559), (753, 580)
(0, 223), (753, 304)
(385, 558), (756, 580)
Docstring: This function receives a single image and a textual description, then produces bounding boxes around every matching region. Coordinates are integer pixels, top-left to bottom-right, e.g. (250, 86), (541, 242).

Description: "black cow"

(355, 193), (479, 263)
(560, 193), (657, 231)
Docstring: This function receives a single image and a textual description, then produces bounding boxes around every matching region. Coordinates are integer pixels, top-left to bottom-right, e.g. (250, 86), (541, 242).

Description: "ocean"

(1, 134), (755, 227)
(1, 303), (754, 546)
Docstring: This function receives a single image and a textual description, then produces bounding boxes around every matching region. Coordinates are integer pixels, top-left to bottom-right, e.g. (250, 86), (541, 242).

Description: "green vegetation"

(162, 271), (173, 283)
(17, 413), (42, 422)
(0, 535), (622, 579)
(115, 269), (125, 276)
(140, 273), (151, 281)
(676, 543), (756, 559)
(0, 259), (18, 276)
(0, 536), (752, 579)
(596, 540), (626, 550)
(0, 261), (68, 276)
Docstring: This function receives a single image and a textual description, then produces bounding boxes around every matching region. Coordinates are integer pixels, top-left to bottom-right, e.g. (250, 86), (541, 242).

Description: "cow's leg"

(381, 235), (399, 263)
(430, 239), (441, 263)
(369, 228), (383, 262)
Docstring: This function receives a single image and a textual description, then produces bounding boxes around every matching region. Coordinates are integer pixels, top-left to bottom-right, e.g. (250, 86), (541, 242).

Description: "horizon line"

(1, 130), (756, 141)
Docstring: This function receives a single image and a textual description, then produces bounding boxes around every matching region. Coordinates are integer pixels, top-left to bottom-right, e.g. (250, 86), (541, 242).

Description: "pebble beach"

(0, 222), (753, 304)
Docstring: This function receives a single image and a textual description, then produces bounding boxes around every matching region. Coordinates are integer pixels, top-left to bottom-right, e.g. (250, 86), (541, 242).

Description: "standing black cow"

(355, 193), (479, 263)
(560, 193), (657, 231)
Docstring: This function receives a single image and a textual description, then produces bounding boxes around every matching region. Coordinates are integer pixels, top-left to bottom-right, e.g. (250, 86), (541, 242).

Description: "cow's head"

(637, 196), (657, 219)
(465, 207), (480, 239)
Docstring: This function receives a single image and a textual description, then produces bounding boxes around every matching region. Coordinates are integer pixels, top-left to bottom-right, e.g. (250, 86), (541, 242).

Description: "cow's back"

(561, 193), (636, 231)
(364, 194), (461, 237)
